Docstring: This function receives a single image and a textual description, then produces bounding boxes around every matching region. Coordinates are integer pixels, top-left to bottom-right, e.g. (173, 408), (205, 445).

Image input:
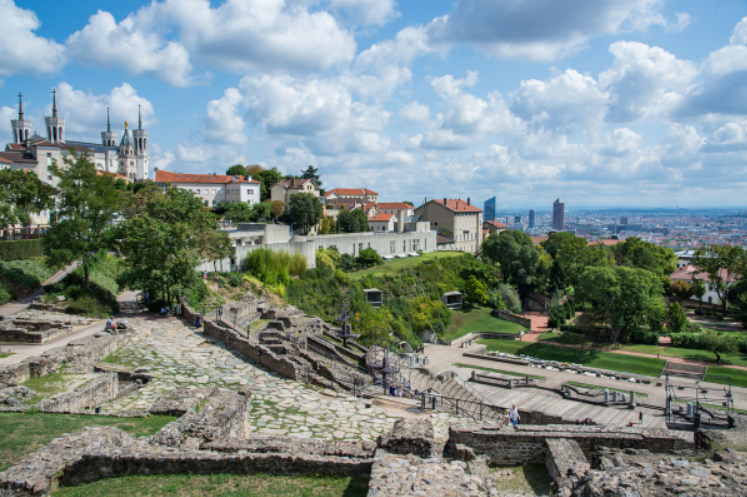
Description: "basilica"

(0, 90), (150, 186)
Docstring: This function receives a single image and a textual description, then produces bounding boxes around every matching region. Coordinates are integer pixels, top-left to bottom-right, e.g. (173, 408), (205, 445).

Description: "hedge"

(0, 239), (44, 261)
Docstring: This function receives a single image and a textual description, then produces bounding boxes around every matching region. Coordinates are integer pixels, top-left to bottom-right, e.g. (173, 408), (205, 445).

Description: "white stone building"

(155, 170), (261, 208)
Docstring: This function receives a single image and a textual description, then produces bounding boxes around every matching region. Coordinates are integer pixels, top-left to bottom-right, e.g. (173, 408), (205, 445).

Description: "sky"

(2, 0), (747, 210)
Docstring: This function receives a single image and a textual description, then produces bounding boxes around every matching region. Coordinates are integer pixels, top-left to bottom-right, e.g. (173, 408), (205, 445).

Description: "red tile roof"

(5, 143), (24, 151)
(369, 213), (395, 222)
(484, 220), (506, 229)
(531, 236), (549, 245)
(325, 188), (378, 197)
(376, 202), (413, 210)
(275, 178), (316, 189)
(155, 170), (259, 184)
(594, 239), (622, 246)
(0, 157), (12, 163)
(433, 198), (482, 213)
(670, 265), (734, 283)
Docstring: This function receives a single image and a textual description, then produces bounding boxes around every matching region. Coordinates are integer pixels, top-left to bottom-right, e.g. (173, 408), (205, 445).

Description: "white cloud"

(152, 151), (175, 171)
(600, 41), (698, 122)
(400, 101), (430, 122)
(0, 0), (66, 76)
(731, 17), (747, 46)
(54, 82), (155, 140)
(424, 0), (681, 62)
(0, 106), (14, 136)
(66, 10), (193, 87)
(327, 0), (398, 26)
(510, 69), (607, 132)
(704, 17), (747, 77)
(599, 128), (642, 157)
(202, 88), (247, 145)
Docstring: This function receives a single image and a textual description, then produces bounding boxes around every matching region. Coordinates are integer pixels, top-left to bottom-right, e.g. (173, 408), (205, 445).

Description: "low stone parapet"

(379, 418), (436, 458)
(36, 374), (119, 413)
(204, 437), (376, 459)
(149, 386), (219, 417)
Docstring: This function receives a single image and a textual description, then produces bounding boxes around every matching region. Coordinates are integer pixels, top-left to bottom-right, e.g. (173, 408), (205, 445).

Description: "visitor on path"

(509, 405), (520, 427)
(405, 380), (410, 390)
(389, 385), (396, 396)
(195, 314), (201, 328)
(203, 271), (208, 282)
(105, 317), (116, 332)
(639, 411), (643, 423)
(145, 291), (150, 306)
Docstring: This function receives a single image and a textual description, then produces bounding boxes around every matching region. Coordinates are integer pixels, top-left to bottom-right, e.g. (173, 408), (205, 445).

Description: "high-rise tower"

(528, 209), (536, 229)
(44, 89), (65, 144)
(552, 199), (565, 231)
(11, 93), (31, 144)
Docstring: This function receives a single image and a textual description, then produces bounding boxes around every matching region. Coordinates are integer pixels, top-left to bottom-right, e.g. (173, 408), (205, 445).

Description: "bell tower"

(132, 105), (149, 180)
(101, 107), (117, 147)
(11, 93), (31, 144)
(44, 89), (65, 144)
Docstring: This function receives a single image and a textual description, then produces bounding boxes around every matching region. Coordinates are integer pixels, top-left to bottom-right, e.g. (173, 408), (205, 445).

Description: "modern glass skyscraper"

(528, 209), (536, 229)
(484, 197), (496, 222)
(553, 199), (565, 231)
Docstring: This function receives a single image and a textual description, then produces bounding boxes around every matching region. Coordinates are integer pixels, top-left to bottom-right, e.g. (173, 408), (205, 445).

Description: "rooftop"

(433, 198), (482, 213)
(155, 170), (259, 185)
(325, 188), (378, 197)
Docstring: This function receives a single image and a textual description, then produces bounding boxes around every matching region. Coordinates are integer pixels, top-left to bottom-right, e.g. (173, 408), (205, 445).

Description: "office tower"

(553, 198), (565, 231)
(528, 209), (536, 229)
(514, 215), (521, 224)
(620, 217), (629, 225)
(483, 197), (496, 222)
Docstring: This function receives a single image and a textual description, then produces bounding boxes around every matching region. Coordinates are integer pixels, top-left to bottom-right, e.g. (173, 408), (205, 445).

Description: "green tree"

(693, 245), (746, 313)
(254, 201), (272, 221)
(612, 237), (677, 275)
(117, 186), (231, 305)
(338, 207), (370, 233)
(356, 247), (382, 268)
(646, 298), (667, 333)
(465, 275), (488, 306)
(666, 302), (687, 333)
(671, 280), (694, 301)
(288, 192), (323, 234)
(256, 167), (283, 201)
(246, 165), (264, 178)
(577, 266), (662, 344)
(481, 230), (540, 299)
(319, 215), (332, 234)
(0, 169), (56, 227)
(270, 200), (285, 218)
(692, 278), (707, 309)
(226, 164), (248, 176)
(43, 153), (123, 290)
(223, 202), (256, 223)
(300, 165), (322, 186)
(699, 329), (738, 365)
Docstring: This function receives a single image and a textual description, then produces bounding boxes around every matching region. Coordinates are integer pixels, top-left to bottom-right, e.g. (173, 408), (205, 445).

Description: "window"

(403, 241), (406, 252)
(358, 243), (363, 252)
(248, 189), (254, 194)
(212, 189), (216, 194)
(390, 241), (395, 253)
(196, 189), (201, 194)
(47, 174), (52, 181)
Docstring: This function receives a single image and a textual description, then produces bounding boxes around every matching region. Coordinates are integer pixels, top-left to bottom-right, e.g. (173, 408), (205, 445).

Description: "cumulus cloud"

(54, 82), (155, 140)
(600, 41), (698, 122)
(424, 0), (682, 61)
(400, 101), (430, 122)
(66, 10), (193, 87)
(201, 88), (247, 145)
(0, 0), (66, 76)
(327, 0), (398, 26)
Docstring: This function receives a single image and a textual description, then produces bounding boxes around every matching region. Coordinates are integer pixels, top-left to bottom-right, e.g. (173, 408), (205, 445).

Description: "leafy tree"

(254, 202), (272, 220)
(612, 237), (677, 275)
(401, 201), (414, 206)
(465, 275), (489, 306)
(270, 200), (285, 218)
(692, 278), (707, 309)
(117, 186), (231, 305)
(319, 215), (332, 234)
(699, 329), (738, 365)
(288, 192), (323, 234)
(666, 302), (687, 333)
(226, 164), (248, 177)
(256, 167), (283, 201)
(0, 169), (56, 227)
(693, 245), (746, 313)
(300, 165), (322, 186)
(43, 154), (123, 290)
(671, 280), (694, 302)
(246, 165), (264, 177)
(646, 298), (667, 333)
(481, 230), (540, 299)
(356, 247), (382, 268)
(338, 207), (370, 233)
(577, 266), (662, 344)
(223, 202), (256, 223)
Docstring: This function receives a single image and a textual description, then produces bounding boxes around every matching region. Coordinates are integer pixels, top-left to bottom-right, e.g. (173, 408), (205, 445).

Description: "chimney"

(467, 197), (471, 205)
(444, 197), (447, 204)
(291, 178), (296, 188)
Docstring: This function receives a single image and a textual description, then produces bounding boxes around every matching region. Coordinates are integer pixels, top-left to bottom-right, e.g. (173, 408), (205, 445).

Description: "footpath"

(518, 311), (747, 372)
(0, 261), (80, 318)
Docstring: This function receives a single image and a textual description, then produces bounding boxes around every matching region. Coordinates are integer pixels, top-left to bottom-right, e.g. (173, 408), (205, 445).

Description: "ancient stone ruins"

(1, 292), (747, 496)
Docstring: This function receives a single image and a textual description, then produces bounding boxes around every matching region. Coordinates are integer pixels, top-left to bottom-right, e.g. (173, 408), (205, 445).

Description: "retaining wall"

(491, 309), (532, 329)
(37, 374), (119, 413)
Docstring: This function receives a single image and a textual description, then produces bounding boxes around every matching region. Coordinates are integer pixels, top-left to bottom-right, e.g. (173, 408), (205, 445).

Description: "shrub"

(356, 248), (382, 268)
(43, 282), (65, 294)
(666, 302), (687, 333)
(627, 328), (659, 345)
(499, 285), (522, 314)
(0, 239), (44, 261)
(66, 294), (117, 318)
(548, 303), (567, 328)
(148, 298), (169, 313)
(228, 273), (242, 287)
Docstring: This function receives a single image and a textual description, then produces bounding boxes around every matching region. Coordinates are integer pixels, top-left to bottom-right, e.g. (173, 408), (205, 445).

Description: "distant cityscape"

(483, 197), (747, 250)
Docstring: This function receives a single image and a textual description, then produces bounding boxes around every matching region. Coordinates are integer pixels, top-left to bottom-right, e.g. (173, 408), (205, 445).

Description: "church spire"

(107, 107), (111, 132)
(18, 93), (24, 120)
(52, 88), (57, 118)
(138, 105), (142, 130)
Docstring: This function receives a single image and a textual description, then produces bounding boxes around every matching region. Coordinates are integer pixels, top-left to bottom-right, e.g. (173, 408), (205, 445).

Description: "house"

(670, 265), (735, 306)
(368, 213), (397, 232)
(376, 202), (414, 232)
(155, 170), (261, 207)
(483, 220), (507, 236)
(414, 198), (483, 254)
(325, 188), (378, 203)
(271, 178), (321, 213)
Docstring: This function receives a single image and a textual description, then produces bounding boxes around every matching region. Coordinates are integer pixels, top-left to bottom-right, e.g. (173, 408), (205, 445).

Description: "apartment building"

(414, 198), (483, 253)
(155, 170), (260, 207)
(271, 178), (321, 212)
(376, 202), (414, 232)
(325, 188), (379, 203)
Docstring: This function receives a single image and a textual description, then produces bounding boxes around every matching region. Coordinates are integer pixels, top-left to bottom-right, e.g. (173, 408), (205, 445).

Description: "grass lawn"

(442, 307), (526, 342)
(566, 382), (648, 397)
(491, 465), (552, 496)
(703, 366), (747, 389)
(0, 412), (176, 471)
(53, 474), (369, 497)
(539, 331), (747, 368)
(101, 349), (139, 368)
(672, 398), (747, 416)
(454, 363), (546, 380)
(477, 339), (666, 377)
(0, 351), (13, 359)
(345, 251), (464, 280)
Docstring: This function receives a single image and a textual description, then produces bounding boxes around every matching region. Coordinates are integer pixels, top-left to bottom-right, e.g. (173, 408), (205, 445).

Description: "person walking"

(639, 411), (643, 423)
(509, 405), (520, 427)
(504, 409), (510, 426)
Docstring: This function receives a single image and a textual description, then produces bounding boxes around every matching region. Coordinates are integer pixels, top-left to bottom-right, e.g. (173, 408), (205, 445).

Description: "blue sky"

(2, 0), (747, 209)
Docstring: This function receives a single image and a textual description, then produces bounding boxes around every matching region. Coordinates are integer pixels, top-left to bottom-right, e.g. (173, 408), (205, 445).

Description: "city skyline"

(1, 1), (747, 207)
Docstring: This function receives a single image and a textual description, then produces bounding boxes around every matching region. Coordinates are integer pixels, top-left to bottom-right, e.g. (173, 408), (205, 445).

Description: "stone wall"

(697, 414), (747, 451)
(204, 437), (376, 459)
(490, 308), (532, 329)
(544, 438), (589, 481)
(447, 424), (686, 466)
(0, 362), (29, 385)
(379, 419), (435, 458)
(149, 386), (219, 417)
(37, 374), (118, 413)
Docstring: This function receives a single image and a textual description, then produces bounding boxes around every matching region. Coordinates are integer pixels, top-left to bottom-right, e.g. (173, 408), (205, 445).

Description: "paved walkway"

(0, 261), (79, 318)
